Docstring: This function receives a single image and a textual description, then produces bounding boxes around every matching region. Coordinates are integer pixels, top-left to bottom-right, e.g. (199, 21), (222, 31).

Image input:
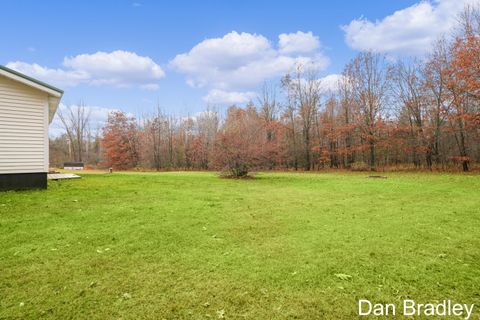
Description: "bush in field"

(350, 161), (370, 171)
(213, 106), (264, 178)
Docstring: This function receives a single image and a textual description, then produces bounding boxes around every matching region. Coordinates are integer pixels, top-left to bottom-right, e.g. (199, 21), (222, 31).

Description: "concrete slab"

(47, 173), (81, 180)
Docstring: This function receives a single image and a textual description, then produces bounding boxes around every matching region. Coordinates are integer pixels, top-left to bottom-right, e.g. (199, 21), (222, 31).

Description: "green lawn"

(1, 172), (479, 319)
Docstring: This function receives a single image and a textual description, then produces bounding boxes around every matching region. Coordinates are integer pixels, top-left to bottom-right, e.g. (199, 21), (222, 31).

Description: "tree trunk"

(304, 129), (311, 171)
(369, 140), (376, 171)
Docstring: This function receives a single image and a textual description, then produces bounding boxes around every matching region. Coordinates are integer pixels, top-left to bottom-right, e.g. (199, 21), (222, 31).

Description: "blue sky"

(0, 0), (474, 133)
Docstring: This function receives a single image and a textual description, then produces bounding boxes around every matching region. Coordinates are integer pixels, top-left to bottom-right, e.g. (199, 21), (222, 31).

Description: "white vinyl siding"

(0, 75), (48, 174)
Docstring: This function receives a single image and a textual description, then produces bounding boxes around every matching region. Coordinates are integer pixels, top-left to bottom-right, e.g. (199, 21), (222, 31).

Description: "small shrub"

(350, 161), (369, 171)
(213, 106), (264, 178)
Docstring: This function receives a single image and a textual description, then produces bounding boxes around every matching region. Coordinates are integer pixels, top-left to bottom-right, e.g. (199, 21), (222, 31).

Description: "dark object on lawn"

(367, 175), (387, 179)
(64, 162), (84, 170)
(219, 172), (256, 179)
(109, 167), (113, 173)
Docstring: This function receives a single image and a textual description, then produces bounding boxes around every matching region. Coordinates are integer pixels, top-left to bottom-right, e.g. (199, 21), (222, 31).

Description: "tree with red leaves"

(444, 7), (480, 171)
(102, 111), (140, 170)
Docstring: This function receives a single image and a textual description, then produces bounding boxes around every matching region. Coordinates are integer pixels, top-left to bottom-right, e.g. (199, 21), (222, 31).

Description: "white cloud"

(63, 51), (164, 87)
(6, 62), (89, 87)
(291, 74), (346, 95)
(140, 83), (160, 90)
(170, 31), (329, 91)
(182, 110), (219, 123)
(342, 0), (476, 56)
(319, 74), (344, 94)
(278, 31), (320, 54)
(202, 89), (256, 105)
(7, 50), (165, 89)
(49, 103), (123, 137)
(202, 74), (343, 106)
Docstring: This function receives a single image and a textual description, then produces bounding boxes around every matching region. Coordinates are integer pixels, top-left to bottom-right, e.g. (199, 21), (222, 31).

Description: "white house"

(0, 65), (63, 190)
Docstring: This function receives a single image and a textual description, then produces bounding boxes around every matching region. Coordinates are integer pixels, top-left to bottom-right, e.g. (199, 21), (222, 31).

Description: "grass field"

(1, 172), (479, 319)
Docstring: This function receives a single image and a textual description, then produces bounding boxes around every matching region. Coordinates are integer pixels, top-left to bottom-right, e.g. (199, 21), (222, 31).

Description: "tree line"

(50, 7), (480, 175)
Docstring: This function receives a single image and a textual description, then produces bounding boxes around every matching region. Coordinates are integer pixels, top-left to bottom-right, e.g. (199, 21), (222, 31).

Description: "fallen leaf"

(335, 273), (352, 281)
(216, 309), (225, 319)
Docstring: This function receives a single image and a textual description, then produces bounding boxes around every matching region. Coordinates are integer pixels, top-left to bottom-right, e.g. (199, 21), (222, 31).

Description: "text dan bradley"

(359, 299), (475, 319)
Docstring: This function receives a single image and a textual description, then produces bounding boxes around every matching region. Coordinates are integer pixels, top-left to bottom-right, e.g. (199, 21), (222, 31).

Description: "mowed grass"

(1, 172), (479, 319)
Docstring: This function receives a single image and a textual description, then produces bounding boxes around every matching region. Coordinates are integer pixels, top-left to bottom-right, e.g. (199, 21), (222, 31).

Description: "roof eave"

(0, 65), (63, 97)
(0, 65), (63, 123)
(48, 96), (61, 123)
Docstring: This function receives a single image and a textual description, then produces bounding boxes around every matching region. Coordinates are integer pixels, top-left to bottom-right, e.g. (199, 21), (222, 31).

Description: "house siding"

(0, 74), (49, 174)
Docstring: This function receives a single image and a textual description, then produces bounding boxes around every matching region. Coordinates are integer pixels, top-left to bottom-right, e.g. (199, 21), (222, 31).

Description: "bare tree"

(345, 52), (392, 170)
(423, 38), (451, 166)
(258, 82), (278, 141)
(393, 60), (431, 168)
(195, 109), (219, 168)
(281, 74), (299, 170)
(144, 105), (165, 170)
(282, 65), (322, 170)
(57, 102), (91, 162)
(338, 72), (356, 167)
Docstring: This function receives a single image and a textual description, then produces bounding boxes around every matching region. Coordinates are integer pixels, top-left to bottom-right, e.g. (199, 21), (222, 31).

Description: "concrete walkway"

(47, 173), (81, 180)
